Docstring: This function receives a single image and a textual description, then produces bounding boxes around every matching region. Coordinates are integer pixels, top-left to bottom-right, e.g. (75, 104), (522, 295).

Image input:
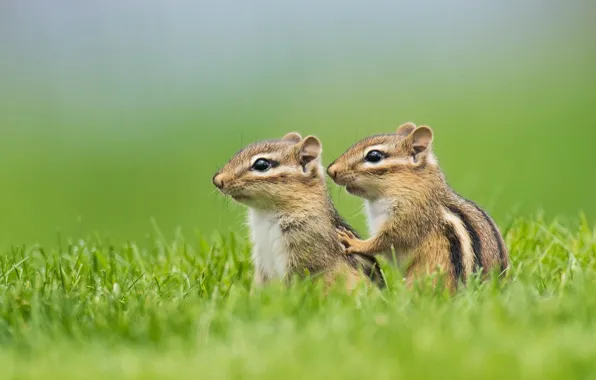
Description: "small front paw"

(337, 227), (356, 247)
(337, 227), (363, 255)
(344, 246), (358, 255)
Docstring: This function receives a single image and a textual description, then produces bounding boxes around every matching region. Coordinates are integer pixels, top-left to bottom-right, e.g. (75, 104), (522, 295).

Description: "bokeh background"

(1, 1), (595, 245)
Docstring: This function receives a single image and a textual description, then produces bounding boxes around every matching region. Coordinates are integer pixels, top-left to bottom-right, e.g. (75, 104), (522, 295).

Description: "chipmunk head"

(327, 123), (439, 200)
(213, 132), (325, 209)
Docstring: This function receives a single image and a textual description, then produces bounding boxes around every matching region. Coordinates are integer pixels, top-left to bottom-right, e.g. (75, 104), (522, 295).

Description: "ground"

(1, 215), (595, 379)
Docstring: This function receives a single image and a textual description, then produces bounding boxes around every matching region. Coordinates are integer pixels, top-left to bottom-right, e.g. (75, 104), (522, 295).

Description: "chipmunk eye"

(365, 150), (384, 163)
(252, 158), (272, 172)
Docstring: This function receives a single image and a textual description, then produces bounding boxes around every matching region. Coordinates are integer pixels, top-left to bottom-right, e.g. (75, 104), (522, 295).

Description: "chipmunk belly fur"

(364, 198), (397, 263)
(247, 209), (288, 281)
(364, 199), (391, 236)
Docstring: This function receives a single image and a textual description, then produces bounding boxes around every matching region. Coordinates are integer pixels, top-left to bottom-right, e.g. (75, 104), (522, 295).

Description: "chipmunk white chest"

(364, 198), (392, 236)
(247, 209), (289, 280)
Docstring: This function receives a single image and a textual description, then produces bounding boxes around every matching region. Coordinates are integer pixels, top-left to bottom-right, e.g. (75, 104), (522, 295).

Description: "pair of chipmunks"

(213, 123), (509, 291)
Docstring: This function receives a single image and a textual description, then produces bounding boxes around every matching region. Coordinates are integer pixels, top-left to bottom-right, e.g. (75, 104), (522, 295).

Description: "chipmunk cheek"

(250, 183), (276, 197)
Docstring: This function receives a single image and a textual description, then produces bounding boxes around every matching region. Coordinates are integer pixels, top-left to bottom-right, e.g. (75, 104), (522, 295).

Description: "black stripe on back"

(466, 200), (507, 273)
(444, 222), (464, 285)
(451, 191), (508, 274)
(446, 205), (483, 272)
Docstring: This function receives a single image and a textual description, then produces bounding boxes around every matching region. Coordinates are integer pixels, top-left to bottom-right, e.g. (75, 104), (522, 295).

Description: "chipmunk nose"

(327, 164), (338, 179)
(212, 173), (225, 189)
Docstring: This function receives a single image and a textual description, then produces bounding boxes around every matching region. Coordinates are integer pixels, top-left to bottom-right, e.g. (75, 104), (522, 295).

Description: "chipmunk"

(212, 132), (385, 290)
(327, 123), (508, 290)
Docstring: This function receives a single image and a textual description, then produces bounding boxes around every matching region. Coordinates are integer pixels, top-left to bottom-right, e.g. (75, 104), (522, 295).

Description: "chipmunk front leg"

(337, 227), (392, 257)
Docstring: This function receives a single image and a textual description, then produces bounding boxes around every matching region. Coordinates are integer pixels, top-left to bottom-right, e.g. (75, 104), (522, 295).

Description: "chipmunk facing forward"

(327, 123), (508, 289)
(212, 132), (384, 289)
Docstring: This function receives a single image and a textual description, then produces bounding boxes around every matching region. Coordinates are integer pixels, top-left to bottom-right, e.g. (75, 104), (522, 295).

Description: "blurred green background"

(1, 2), (595, 245)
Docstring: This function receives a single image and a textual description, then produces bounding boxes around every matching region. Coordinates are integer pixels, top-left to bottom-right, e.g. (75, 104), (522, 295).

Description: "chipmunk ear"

(411, 126), (433, 154)
(282, 132), (302, 143)
(297, 136), (322, 167)
(396, 122), (416, 137)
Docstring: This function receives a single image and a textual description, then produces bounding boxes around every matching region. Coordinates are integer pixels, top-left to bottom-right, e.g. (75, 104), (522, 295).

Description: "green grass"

(2, 215), (596, 379)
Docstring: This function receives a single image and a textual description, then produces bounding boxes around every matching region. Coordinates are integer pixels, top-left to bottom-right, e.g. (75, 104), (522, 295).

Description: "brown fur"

(213, 133), (385, 290)
(328, 123), (508, 290)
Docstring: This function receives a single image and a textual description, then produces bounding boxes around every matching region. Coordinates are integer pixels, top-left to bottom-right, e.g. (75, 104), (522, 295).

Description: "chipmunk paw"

(337, 227), (359, 254)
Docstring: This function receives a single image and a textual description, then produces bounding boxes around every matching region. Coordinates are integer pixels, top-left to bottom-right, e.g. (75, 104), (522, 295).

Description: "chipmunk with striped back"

(326, 123), (508, 290)
(212, 132), (385, 290)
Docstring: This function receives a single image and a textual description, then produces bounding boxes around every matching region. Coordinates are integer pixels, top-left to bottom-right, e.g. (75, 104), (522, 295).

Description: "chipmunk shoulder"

(327, 123), (508, 289)
(213, 132), (384, 289)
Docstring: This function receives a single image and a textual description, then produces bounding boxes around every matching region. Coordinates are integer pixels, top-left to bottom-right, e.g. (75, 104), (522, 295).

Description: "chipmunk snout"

(327, 164), (338, 179)
(327, 163), (350, 186)
(212, 173), (227, 189)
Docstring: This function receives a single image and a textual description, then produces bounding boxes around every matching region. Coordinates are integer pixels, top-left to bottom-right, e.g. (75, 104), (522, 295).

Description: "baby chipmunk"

(212, 132), (385, 289)
(327, 123), (508, 289)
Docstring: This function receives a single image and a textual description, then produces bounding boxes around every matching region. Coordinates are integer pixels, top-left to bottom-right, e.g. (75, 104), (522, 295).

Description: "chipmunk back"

(213, 132), (384, 289)
(327, 123), (508, 289)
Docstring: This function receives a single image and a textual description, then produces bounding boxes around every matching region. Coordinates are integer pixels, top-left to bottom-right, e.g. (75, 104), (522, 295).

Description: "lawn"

(2, 215), (595, 379)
